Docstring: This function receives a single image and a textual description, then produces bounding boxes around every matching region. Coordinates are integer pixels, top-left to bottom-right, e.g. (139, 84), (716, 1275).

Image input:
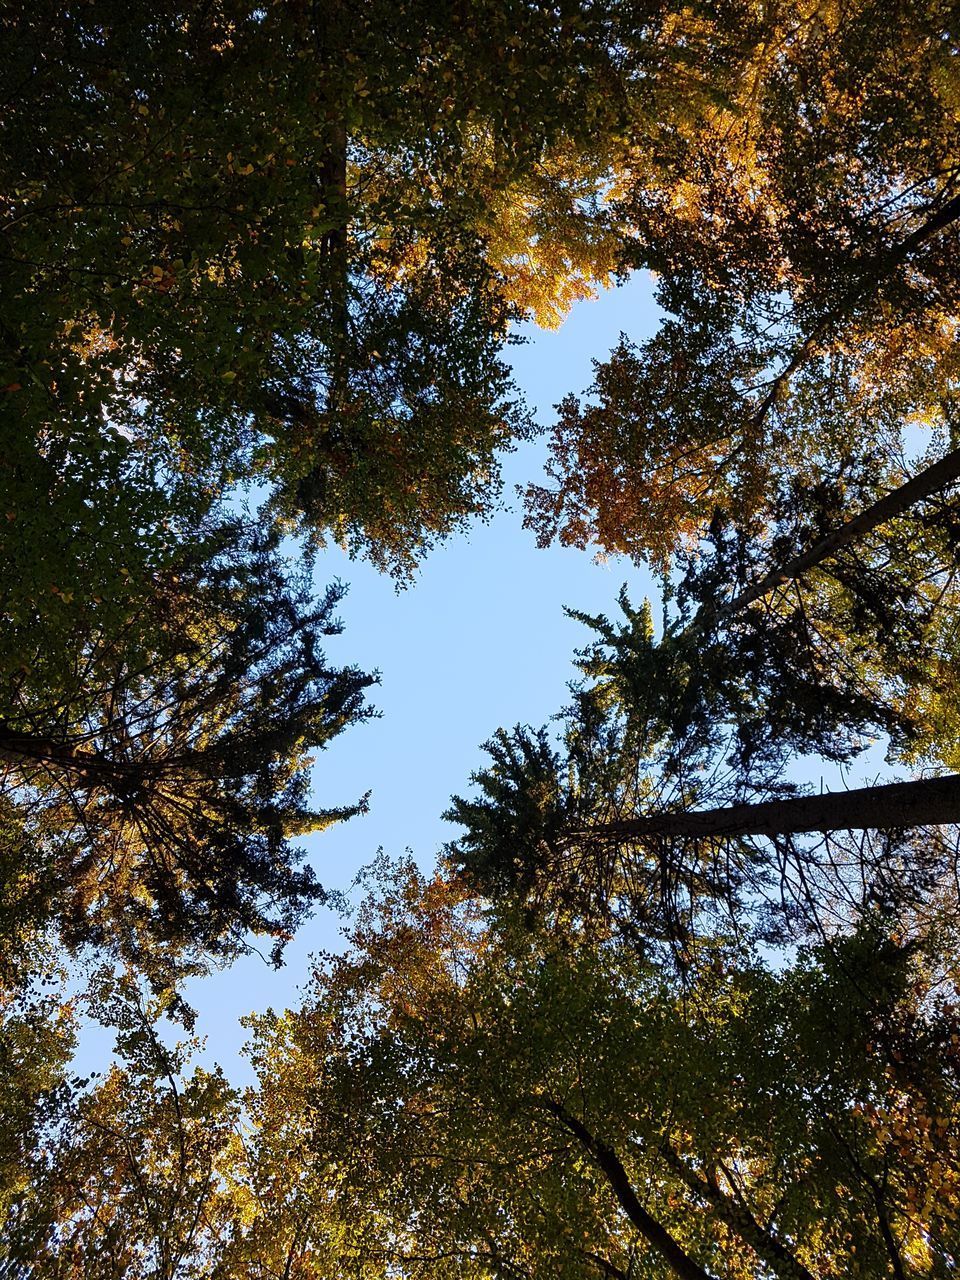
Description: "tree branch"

(535, 1097), (719, 1280)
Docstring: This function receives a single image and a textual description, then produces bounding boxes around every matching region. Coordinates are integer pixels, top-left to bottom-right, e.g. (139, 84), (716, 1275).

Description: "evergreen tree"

(1, 519), (375, 987)
(446, 576), (960, 948)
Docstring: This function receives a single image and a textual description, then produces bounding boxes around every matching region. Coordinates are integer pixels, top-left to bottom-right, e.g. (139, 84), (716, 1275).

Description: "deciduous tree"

(526, 0), (960, 571)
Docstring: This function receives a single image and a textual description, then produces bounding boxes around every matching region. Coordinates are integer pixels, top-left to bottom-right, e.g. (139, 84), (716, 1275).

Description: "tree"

(4, 976), (241, 1280)
(684, 445), (960, 624)
(525, 0), (960, 571)
(236, 862), (960, 1280)
(7, 9), (960, 1274)
(444, 570), (960, 949)
(9, 860), (960, 1279)
(0, 0), (655, 587)
(656, 453), (960, 774)
(0, 519), (375, 989)
(570, 773), (960, 843)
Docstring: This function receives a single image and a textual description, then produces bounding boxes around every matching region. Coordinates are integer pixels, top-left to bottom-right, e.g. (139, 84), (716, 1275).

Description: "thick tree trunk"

(894, 189), (960, 258)
(0, 725), (106, 778)
(0, 725), (167, 788)
(572, 773), (960, 844)
(716, 445), (960, 620)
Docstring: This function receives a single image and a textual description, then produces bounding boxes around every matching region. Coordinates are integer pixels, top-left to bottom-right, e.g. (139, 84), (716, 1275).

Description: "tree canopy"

(525, 0), (960, 570)
(4, 2), (960, 1277)
(10, 861), (960, 1279)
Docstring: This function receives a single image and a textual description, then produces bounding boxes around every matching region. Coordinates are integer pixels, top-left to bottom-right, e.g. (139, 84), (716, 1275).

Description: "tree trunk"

(706, 191), (960, 622)
(0, 724), (168, 789)
(572, 773), (960, 844)
(313, 0), (349, 416)
(714, 445), (960, 621)
(538, 1098), (719, 1280)
(659, 1147), (816, 1280)
(0, 725), (107, 779)
(320, 118), (349, 393)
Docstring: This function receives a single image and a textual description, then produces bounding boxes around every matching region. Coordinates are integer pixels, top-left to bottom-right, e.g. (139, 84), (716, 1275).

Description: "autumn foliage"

(4, 2), (960, 1277)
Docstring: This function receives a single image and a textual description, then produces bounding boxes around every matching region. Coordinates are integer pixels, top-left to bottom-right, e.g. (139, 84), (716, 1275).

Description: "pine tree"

(1, 520), (375, 985)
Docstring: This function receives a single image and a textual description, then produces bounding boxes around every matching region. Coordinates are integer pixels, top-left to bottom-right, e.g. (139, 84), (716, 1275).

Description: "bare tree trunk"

(572, 773), (960, 844)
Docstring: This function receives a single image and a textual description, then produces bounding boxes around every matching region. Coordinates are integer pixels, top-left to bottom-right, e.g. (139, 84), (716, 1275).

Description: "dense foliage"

(8, 863), (960, 1278)
(2, 520), (375, 993)
(3, 1), (960, 1276)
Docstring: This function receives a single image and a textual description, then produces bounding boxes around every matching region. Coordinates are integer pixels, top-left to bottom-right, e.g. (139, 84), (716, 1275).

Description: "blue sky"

(138, 271), (663, 1075)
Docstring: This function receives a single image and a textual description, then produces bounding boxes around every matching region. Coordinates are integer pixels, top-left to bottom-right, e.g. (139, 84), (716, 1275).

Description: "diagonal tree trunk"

(658, 1146), (816, 1280)
(537, 1097), (719, 1280)
(751, 188), (960, 435)
(711, 444), (960, 623)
